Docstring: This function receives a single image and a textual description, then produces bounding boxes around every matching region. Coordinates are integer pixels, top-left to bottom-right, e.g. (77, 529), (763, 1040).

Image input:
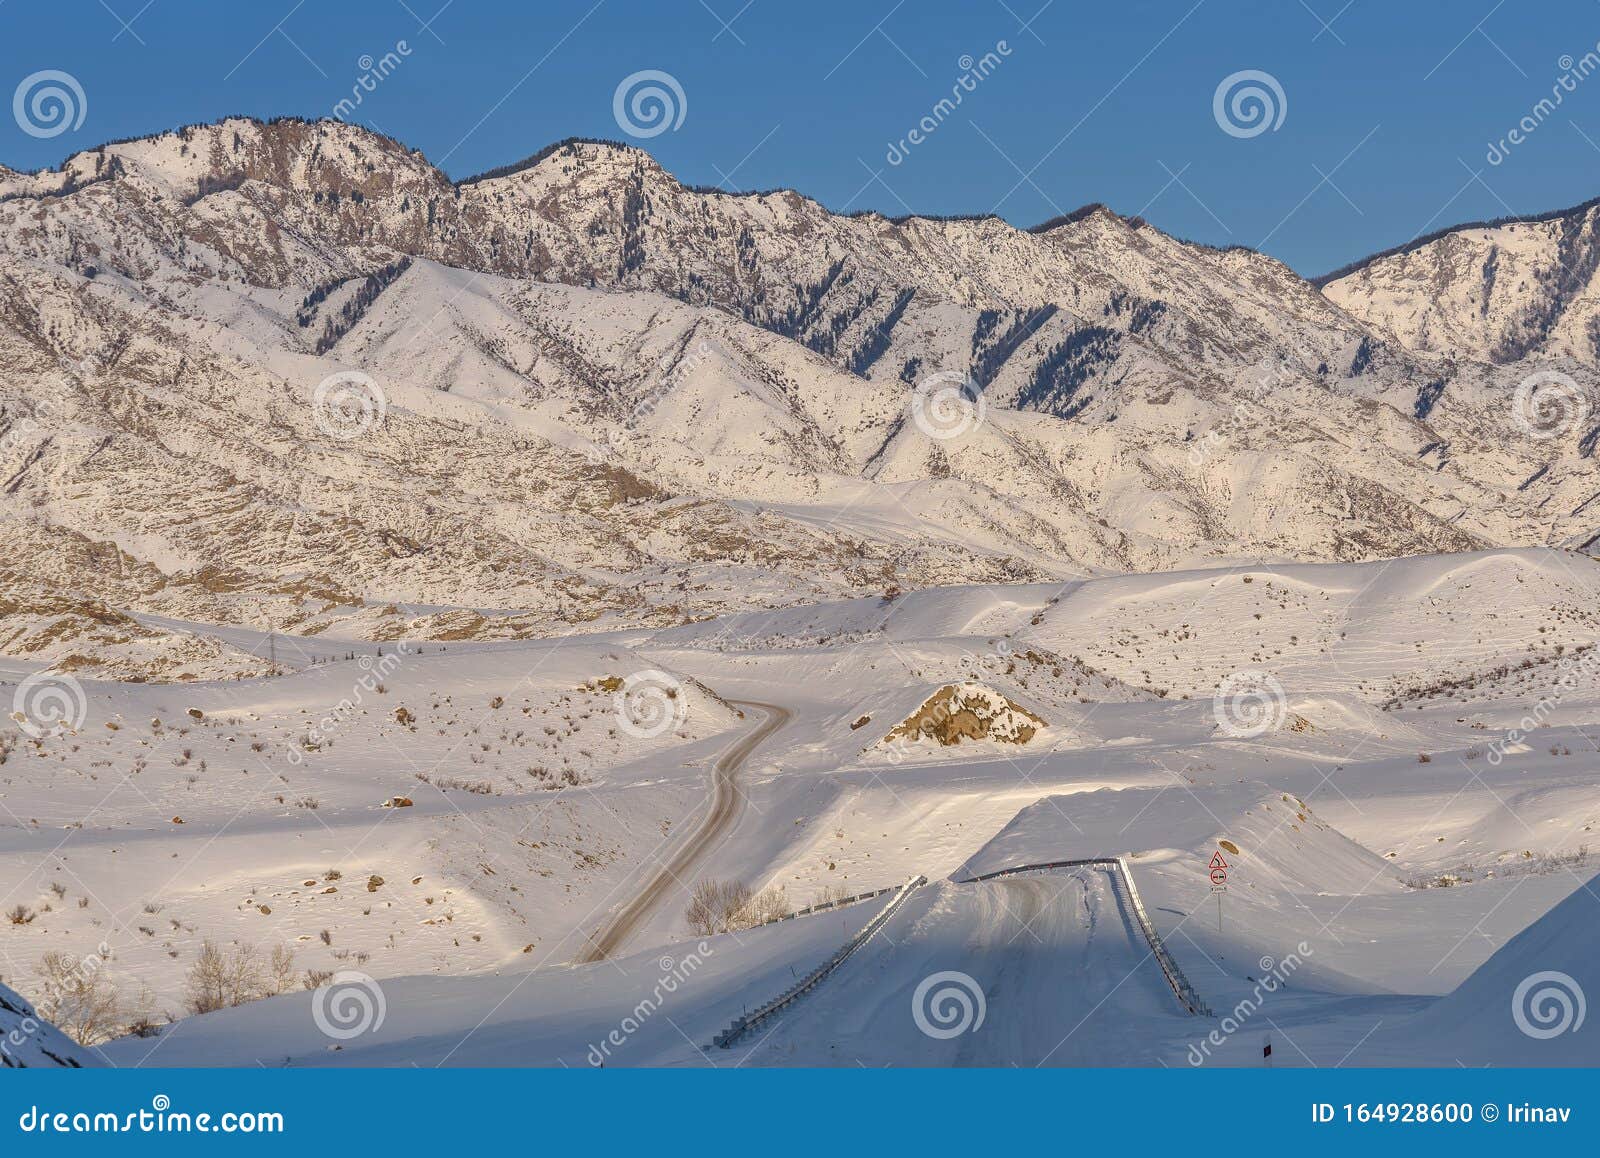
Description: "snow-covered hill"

(0, 981), (95, 1067)
(2, 117), (1597, 676)
(1322, 196), (1600, 369)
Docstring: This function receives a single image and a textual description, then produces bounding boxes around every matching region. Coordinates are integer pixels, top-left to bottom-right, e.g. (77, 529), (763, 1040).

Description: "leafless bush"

(33, 951), (126, 1045)
(184, 941), (265, 1015)
(684, 878), (752, 936)
(733, 884), (792, 928)
(417, 773), (497, 794)
(267, 944), (297, 995)
(811, 884), (853, 908)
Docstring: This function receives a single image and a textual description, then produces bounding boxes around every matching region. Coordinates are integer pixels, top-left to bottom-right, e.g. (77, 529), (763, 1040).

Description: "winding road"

(577, 700), (790, 963)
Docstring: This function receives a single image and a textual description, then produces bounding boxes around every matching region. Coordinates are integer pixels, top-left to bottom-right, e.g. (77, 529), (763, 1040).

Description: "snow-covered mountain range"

(2, 116), (1596, 675)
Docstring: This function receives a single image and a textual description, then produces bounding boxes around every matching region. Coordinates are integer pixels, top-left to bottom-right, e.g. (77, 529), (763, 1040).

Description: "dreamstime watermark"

(958, 637), (1015, 681)
(1187, 945), (1311, 1065)
(912, 970), (987, 1039)
(886, 42), (1013, 165)
(1512, 970), (1586, 1040)
(332, 41), (413, 122)
(312, 370), (387, 441)
(1186, 359), (1297, 467)
(311, 971), (386, 1040)
(910, 370), (986, 440)
(614, 669), (688, 739)
(586, 944), (714, 1065)
(587, 339), (715, 464)
(1212, 669), (1288, 739)
(283, 644), (413, 766)
(1213, 70), (1287, 139)
(1486, 646), (1600, 766)
(16, 1096), (283, 1135)
(613, 70), (687, 139)
(10, 672), (88, 739)
(2, 355), (96, 459)
(1487, 48), (1600, 165)
(12, 69), (87, 139)
(1511, 370), (1590, 440)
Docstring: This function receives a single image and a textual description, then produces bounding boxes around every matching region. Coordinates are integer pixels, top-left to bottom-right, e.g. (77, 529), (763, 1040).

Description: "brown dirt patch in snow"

(884, 684), (1045, 747)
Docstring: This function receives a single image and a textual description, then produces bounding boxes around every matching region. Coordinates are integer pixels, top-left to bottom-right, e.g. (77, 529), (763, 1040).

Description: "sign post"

(1208, 850), (1229, 932)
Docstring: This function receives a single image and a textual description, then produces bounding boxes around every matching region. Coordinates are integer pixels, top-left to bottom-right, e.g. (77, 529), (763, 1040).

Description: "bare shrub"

(32, 950), (125, 1045)
(732, 884), (792, 929)
(810, 884), (854, 910)
(684, 878), (752, 936)
(267, 944), (297, 995)
(184, 941), (265, 1015)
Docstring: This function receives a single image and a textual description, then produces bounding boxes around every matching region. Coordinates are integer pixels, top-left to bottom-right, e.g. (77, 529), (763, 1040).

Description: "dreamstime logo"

(613, 70), (687, 139)
(13, 69), (87, 139)
(586, 942), (713, 1066)
(1186, 358), (1298, 467)
(1187, 944), (1312, 1065)
(1487, 46), (1600, 165)
(885, 41), (1013, 165)
(586, 338), (717, 465)
(1212, 669), (1287, 738)
(312, 370), (387, 441)
(284, 644), (413, 766)
(10, 672), (88, 739)
(614, 669), (688, 739)
(911, 370), (986, 440)
(1487, 646), (1600, 766)
(1512, 970), (1586, 1040)
(311, 971), (386, 1040)
(1212, 70), (1287, 139)
(333, 41), (413, 121)
(1511, 370), (1589, 440)
(911, 970), (986, 1039)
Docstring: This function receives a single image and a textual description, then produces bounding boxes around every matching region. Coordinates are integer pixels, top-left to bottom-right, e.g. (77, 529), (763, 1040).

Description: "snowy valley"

(2, 118), (1599, 1068)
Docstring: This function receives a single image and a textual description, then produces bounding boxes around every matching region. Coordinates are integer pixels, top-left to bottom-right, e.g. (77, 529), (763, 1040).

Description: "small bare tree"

(684, 878), (753, 936)
(33, 951), (125, 1045)
(185, 940), (265, 1014)
(732, 884), (792, 929)
(267, 944), (297, 996)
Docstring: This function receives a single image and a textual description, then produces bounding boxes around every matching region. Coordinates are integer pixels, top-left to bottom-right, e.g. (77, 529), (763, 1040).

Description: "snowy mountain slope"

(1, 116), (1597, 678)
(1322, 196), (1600, 368)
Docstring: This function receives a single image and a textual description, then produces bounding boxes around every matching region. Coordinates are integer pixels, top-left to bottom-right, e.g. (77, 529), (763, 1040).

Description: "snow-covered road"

(577, 701), (791, 962)
(745, 870), (1185, 1066)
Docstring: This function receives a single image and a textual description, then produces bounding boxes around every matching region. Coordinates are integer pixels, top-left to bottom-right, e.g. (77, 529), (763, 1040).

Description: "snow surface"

(0, 549), (1582, 1067)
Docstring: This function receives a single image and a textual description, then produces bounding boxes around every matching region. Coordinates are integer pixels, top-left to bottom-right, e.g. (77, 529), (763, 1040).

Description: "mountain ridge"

(0, 115), (1595, 679)
(6, 113), (1581, 289)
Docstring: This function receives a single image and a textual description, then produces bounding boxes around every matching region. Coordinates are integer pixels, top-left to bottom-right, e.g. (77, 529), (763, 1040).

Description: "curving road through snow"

(577, 700), (791, 963)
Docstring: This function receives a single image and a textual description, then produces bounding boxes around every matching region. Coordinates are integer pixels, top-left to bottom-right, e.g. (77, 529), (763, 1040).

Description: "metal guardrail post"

(711, 874), (927, 1049)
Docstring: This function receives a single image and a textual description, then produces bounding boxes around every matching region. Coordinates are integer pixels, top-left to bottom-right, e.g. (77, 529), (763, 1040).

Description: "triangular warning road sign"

(1209, 851), (1230, 870)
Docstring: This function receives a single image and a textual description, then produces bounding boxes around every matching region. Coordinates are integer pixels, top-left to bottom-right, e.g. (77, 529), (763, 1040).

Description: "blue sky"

(3, 0), (1600, 274)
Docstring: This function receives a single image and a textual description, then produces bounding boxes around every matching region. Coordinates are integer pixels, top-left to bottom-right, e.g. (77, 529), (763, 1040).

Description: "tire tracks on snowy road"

(576, 700), (790, 963)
